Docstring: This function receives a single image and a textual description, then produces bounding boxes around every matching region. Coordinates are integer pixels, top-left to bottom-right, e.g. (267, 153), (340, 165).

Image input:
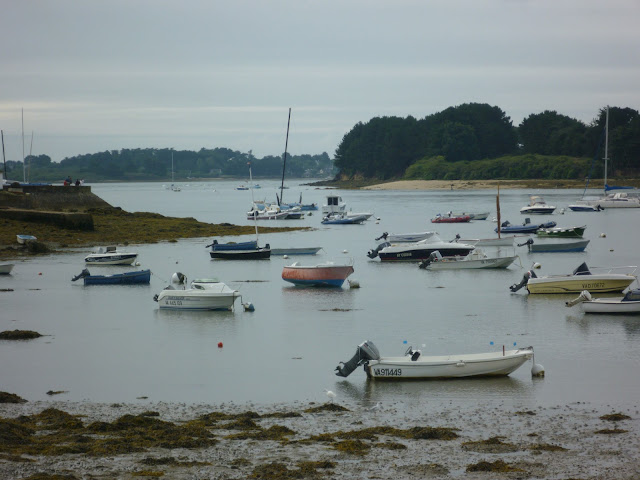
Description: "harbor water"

(2, 180), (639, 411)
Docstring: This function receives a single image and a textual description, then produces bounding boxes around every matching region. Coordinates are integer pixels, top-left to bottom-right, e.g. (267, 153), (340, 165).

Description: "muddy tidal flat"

(1, 399), (638, 480)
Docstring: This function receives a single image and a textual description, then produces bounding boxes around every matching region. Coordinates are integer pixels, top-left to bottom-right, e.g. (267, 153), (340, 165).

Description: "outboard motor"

(517, 238), (534, 251)
(171, 272), (187, 284)
(450, 234), (461, 243)
(335, 340), (381, 377)
(510, 268), (537, 292)
(375, 232), (389, 241)
(566, 290), (592, 307)
(501, 220), (511, 228)
(71, 268), (91, 282)
(419, 251), (442, 269)
(367, 242), (391, 259)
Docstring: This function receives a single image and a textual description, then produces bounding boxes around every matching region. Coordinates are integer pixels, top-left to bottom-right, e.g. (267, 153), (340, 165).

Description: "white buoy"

(135, 262), (141, 266)
(375, 220), (379, 224)
(560, 208), (565, 214)
(533, 262), (542, 269)
(376, 217), (381, 221)
(342, 249), (348, 254)
(348, 279), (360, 288)
(600, 233), (607, 238)
(283, 255), (289, 259)
(325, 389), (336, 403)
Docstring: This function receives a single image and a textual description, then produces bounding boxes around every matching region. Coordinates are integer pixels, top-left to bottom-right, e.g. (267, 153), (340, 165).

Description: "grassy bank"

(0, 207), (308, 260)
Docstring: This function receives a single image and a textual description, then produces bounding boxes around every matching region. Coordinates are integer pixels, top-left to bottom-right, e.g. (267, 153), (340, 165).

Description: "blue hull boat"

(496, 220), (556, 234)
(72, 269), (151, 285)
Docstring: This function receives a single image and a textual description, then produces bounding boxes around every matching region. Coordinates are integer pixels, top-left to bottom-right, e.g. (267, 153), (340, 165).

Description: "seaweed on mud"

(1, 410), (216, 458)
(0, 452), (34, 462)
(249, 460), (334, 479)
(139, 456), (211, 468)
(262, 411), (303, 419)
(530, 443), (567, 452)
(46, 390), (68, 396)
(600, 413), (631, 422)
(595, 428), (628, 435)
(20, 474), (80, 480)
(0, 329), (42, 340)
(231, 457), (252, 467)
(332, 439), (371, 455)
(0, 391), (27, 403)
(466, 459), (524, 473)
(462, 436), (519, 453)
(515, 410), (537, 416)
(374, 441), (407, 450)
(131, 470), (164, 477)
(304, 404), (350, 414)
(225, 425), (296, 441)
(199, 410), (261, 425)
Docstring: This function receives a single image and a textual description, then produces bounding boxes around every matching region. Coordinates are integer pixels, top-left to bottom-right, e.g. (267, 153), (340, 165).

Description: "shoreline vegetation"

(0, 206), (308, 260)
(0, 397), (637, 479)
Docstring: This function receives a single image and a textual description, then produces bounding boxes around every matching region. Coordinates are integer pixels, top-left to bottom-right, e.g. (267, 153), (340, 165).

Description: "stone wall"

(0, 185), (112, 211)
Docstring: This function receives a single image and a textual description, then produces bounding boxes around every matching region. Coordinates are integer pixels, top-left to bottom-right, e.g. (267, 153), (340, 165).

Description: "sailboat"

(208, 162), (271, 260)
(570, 107), (639, 210)
(170, 151), (181, 192)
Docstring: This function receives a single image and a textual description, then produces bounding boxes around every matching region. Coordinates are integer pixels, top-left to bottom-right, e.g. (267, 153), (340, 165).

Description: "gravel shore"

(1, 399), (638, 479)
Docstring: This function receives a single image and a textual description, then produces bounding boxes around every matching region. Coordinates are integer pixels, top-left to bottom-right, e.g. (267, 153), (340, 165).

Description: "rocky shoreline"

(1, 398), (638, 479)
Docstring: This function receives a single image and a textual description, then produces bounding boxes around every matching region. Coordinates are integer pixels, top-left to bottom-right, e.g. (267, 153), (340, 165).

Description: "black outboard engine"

(510, 269), (537, 292)
(375, 232), (389, 241)
(335, 341), (381, 377)
(367, 242), (391, 259)
(451, 234), (461, 243)
(517, 238), (534, 251)
(419, 251), (442, 269)
(71, 268), (91, 282)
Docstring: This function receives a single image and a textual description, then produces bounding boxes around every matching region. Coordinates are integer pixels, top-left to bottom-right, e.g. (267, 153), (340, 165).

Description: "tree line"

(333, 104), (640, 181)
(3, 148), (335, 183)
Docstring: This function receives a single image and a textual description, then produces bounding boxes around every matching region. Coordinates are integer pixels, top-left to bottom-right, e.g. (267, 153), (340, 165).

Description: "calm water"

(2, 180), (640, 411)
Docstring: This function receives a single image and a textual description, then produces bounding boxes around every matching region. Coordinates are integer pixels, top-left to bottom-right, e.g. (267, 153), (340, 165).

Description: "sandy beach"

(362, 179), (591, 191)
(1, 398), (638, 479)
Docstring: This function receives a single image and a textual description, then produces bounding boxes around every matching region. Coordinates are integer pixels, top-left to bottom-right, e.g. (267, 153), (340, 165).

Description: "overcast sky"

(1, 0), (638, 163)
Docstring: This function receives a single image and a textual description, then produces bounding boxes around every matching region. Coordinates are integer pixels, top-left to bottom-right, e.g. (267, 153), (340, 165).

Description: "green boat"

(536, 225), (586, 238)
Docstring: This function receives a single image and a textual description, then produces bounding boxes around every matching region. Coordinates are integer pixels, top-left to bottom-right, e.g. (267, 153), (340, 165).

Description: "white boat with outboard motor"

(367, 232), (475, 262)
(566, 289), (640, 314)
(0, 263), (14, 274)
(335, 341), (541, 380)
(374, 231), (434, 243)
(520, 195), (556, 214)
(419, 249), (519, 270)
(510, 262), (637, 294)
(85, 246), (138, 265)
(153, 273), (241, 310)
(517, 237), (590, 253)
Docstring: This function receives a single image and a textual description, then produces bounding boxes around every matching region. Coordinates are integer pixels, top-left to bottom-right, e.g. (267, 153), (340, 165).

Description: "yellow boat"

(510, 262), (637, 294)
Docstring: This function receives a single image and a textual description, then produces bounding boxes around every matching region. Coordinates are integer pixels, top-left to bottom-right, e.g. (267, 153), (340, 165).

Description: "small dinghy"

(431, 213), (471, 223)
(566, 289), (640, 314)
(419, 249), (518, 270)
(72, 268), (150, 285)
(85, 246), (138, 265)
(335, 341), (537, 380)
(0, 264), (15, 275)
(282, 262), (354, 287)
(517, 237), (590, 253)
(16, 234), (37, 244)
(154, 273), (241, 310)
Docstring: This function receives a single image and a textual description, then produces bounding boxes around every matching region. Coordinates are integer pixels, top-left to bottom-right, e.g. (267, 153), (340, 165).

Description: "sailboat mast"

(1, 130), (6, 180)
(603, 106), (609, 193)
(22, 108), (25, 183)
(248, 162), (259, 242)
(279, 108), (291, 206)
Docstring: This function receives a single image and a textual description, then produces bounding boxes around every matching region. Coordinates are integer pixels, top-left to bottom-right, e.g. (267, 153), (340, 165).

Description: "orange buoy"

(217, 342), (223, 348)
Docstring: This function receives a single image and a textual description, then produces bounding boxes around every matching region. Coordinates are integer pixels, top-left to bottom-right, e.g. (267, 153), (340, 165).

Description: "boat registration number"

(166, 296), (185, 305)
(397, 253), (412, 258)
(374, 368), (402, 377)
(581, 282), (605, 289)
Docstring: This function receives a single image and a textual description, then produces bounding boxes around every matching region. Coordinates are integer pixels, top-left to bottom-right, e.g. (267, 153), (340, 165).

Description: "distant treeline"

(4, 148), (335, 183)
(333, 104), (640, 181)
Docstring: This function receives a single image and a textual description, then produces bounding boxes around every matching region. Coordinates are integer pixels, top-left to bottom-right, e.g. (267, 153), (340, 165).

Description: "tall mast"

(248, 162), (259, 242)
(1, 130), (6, 180)
(279, 108), (291, 206)
(22, 108), (25, 183)
(604, 106), (609, 193)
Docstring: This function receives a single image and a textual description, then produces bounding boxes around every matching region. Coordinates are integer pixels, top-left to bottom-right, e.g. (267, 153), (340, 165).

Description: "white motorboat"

(154, 273), (241, 311)
(510, 262), (637, 294)
(322, 194), (372, 220)
(419, 249), (518, 270)
(335, 341), (536, 380)
(567, 200), (603, 212)
(455, 235), (516, 247)
(517, 237), (590, 253)
(270, 247), (323, 256)
(520, 195), (556, 215)
(450, 211), (490, 220)
(0, 263), (15, 275)
(85, 246), (138, 265)
(375, 231), (434, 243)
(367, 232), (474, 262)
(247, 204), (290, 220)
(566, 289), (640, 314)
